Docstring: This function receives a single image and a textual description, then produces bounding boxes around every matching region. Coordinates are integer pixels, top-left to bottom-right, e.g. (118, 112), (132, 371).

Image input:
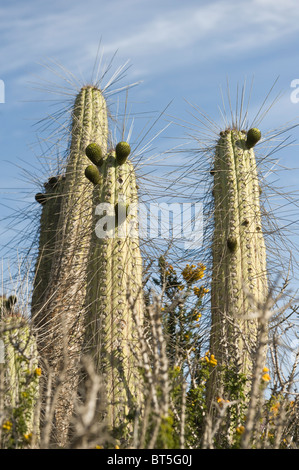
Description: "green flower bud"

(85, 143), (103, 166)
(246, 128), (261, 149)
(84, 165), (101, 185)
(115, 141), (131, 165)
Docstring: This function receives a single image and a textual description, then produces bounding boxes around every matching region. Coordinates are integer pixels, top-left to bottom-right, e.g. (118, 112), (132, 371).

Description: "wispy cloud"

(2, 0), (299, 83)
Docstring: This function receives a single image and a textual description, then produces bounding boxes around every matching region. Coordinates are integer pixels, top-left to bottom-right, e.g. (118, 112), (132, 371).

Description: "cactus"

(84, 141), (144, 432)
(32, 85), (108, 446)
(208, 128), (268, 408)
(32, 175), (65, 326)
(0, 304), (40, 448)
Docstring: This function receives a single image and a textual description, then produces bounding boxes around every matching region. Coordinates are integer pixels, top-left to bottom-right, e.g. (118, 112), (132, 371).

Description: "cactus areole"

(209, 127), (268, 405)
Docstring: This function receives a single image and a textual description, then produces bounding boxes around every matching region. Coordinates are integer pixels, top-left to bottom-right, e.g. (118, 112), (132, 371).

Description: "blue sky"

(1, 0), (299, 292)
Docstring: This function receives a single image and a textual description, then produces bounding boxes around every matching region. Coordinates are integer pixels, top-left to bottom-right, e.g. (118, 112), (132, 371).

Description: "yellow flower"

(182, 263), (206, 283)
(262, 373), (271, 382)
(236, 425), (245, 435)
(263, 366), (269, 373)
(209, 354), (217, 366)
(217, 397), (230, 408)
(202, 351), (217, 366)
(35, 367), (42, 376)
(2, 420), (12, 431)
(115, 445), (120, 449)
(95, 445), (103, 449)
(23, 432), (32, 441)
(193, 286), (209, 298)
(270, 402), (280, 416)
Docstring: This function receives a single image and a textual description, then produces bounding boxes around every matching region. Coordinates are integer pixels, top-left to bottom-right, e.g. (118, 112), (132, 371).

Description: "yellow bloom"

(193, 286), (209, 298)
(23, 432), (32, 441)
(202, 351), (217, 366)
(270, 402), (280, 416)
(236, 425), (245, 435)
(2, 420), (12, 431)
(182, 263), (206, 283)
(115, 445), (120, 449)
(35, 367), (42, 376)
(263, 366), (269, 373)
(217, 397), (230, 408)
(95, 445), (103, 449)
(262, 373), (271, 382)
(209, 354), (217, 366)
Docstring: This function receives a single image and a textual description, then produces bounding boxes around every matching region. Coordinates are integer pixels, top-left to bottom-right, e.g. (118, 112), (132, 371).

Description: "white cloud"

(2, 0), (299, 84)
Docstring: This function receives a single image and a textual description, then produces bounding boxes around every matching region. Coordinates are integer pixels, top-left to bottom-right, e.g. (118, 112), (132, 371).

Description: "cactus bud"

(85, 164), (101, 185)
(115, 141), (131, 165)
(48, 176), (58, 187)
(227, 236), (238, 253)
(6, 295), (17, 308)
(85, 143), (103, 166)
(35, 193), (47, 205)
(246, 128), (261, 149)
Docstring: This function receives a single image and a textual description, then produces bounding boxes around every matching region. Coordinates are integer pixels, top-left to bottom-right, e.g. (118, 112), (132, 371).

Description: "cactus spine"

(85, 142), (144, 432)
(208, 128), (268, 407)
(32, 85), (108, 446)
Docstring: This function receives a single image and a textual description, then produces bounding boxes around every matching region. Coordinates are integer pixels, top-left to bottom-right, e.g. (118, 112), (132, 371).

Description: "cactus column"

(32, 175), (65, 327)
(208, 128), (268, 408)
(85, 142), (144, 433)
(33, 86), (108, 446)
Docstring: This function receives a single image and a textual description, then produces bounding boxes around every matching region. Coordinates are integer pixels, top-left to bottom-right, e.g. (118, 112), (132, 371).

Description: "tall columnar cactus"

(84, 141), (144, 432)
(208, 128), (268, 408)
(0, 306), (40, 448)
(32, 175), (65, 326)
(32, 85), (108, 446)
